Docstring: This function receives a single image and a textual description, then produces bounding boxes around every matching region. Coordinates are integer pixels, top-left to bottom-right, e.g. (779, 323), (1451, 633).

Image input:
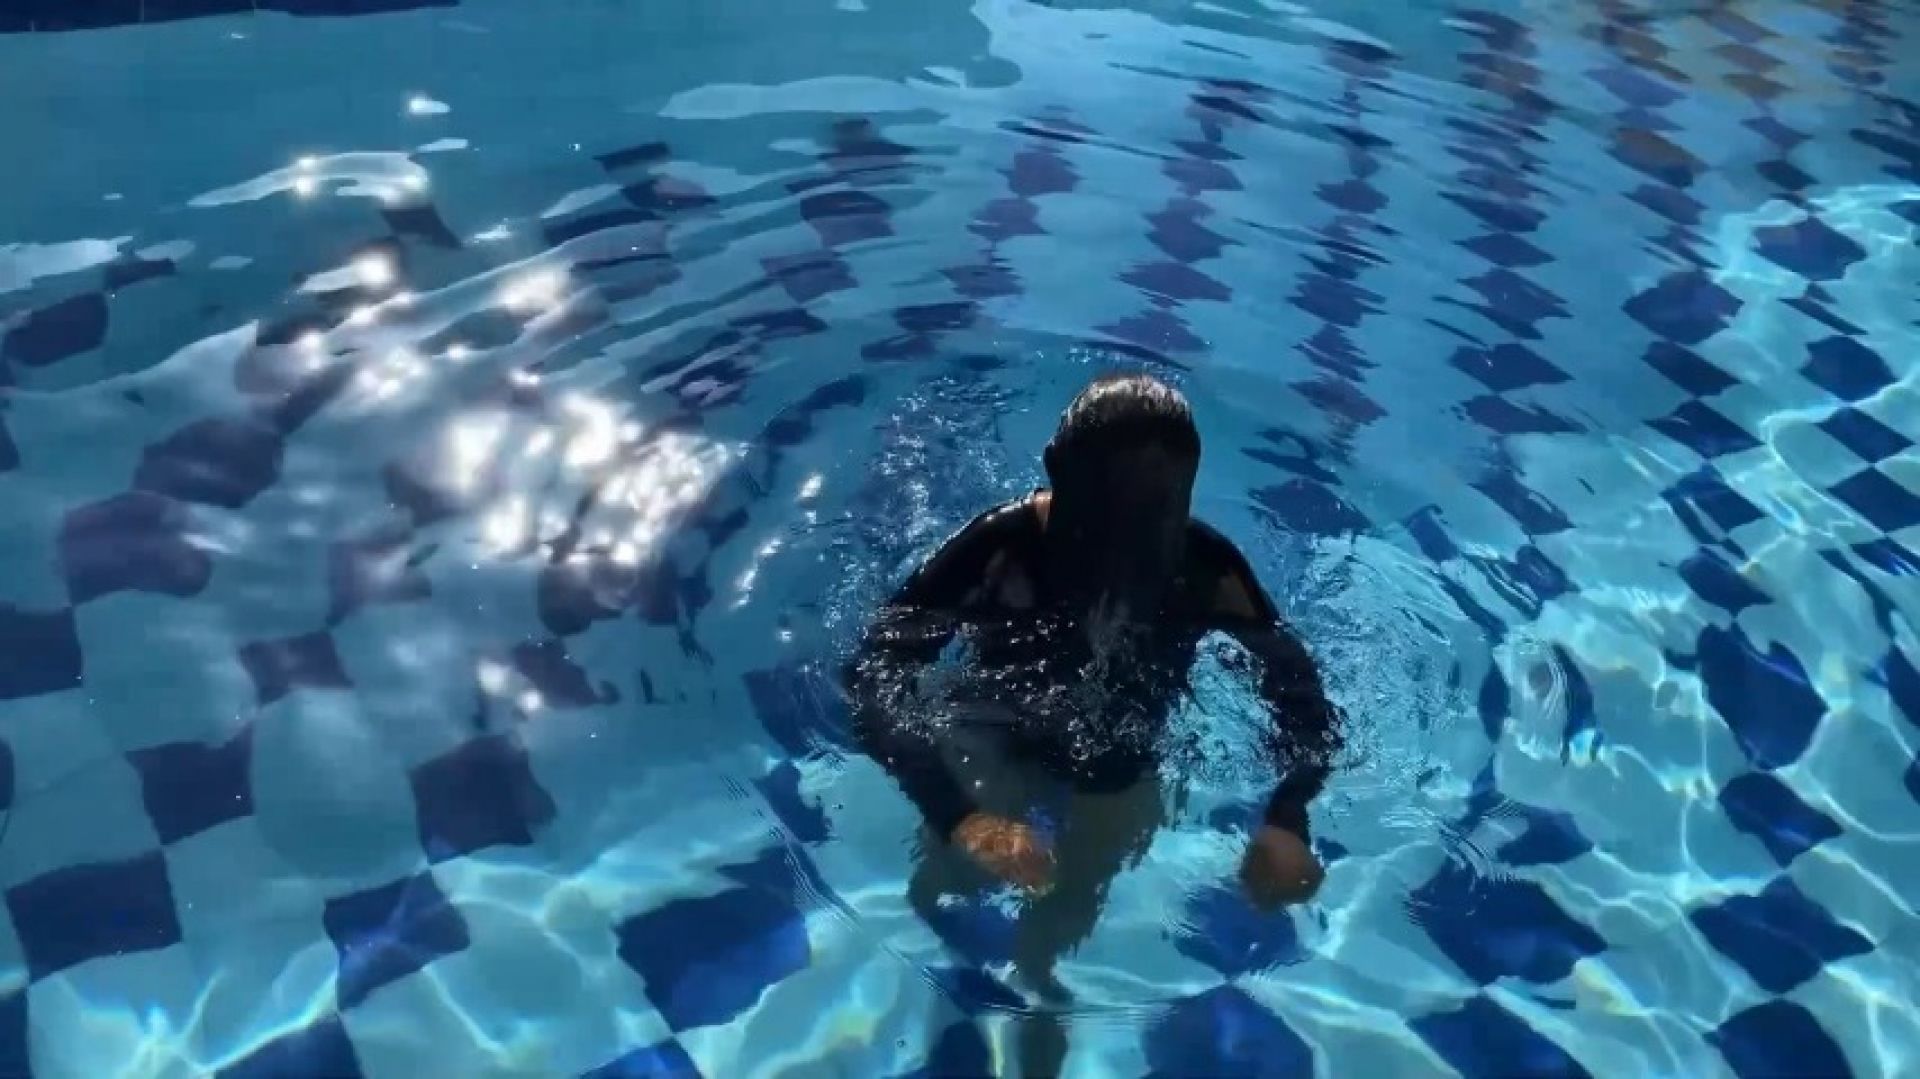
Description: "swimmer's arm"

(843, 500), (1039, 838)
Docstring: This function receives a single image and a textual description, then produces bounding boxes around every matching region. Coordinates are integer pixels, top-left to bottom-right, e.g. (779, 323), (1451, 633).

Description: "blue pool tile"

(1643, 341), (1737, 396)
(1623, 271), (1739, 345)
(1250, 479), (1369, 536)
(1496, 804), (1593, 867)
(1679, 549), (1772, 613)
(1802, 336), (1895, 401)
(1819, 408), (1910, 463)
(1753, 215), (1867, 281)
(1829, 469), (1920, 532)
(218, 1015), (363, 1079)
(1691, 876), (1872, 993)
(1697, 624), (1827, 770)
(129, 725), (254, 845)
(1450, 343), (1569, 393)
(325, 871), (471, 1010)
(411, 732), (556, 863)
(582, 1038), (701, 1079)
(1173, 884), (1304, 976)
(2, 293), (108, 368)
(1719, 772), (1841, 867)
(0, 604), (82, 701)
(1710, 999), (1850, 1079)
(1143, 986), (1313, 1079)
(1409, 860), (1605, 985)
(133, 415), (286, 509)
(7, 851), (183, 980)
(0, 991), (25, 1078)
(1411, 995), (1590, 1079)
(1650, 400), (1761, 459)
(238, 631), (353, 706)
(59, 492), (212, 603)
(1784, 295), (1864, 338)
(616, 860), (810, 1032)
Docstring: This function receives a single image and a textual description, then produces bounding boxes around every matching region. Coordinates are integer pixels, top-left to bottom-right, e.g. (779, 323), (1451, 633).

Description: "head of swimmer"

(1042, 373), (1200, 633)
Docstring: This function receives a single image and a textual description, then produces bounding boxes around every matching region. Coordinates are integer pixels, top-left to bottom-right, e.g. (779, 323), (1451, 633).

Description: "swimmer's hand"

(953, 812), (1055, 892)
(1240, 825), (1324, 910)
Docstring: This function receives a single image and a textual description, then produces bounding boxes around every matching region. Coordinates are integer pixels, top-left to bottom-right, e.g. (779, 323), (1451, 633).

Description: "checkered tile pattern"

(0, 0), (1916, 1075)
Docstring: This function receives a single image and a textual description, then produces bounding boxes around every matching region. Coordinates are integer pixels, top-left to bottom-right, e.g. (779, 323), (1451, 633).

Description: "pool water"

(1, 0), (1917, 1075)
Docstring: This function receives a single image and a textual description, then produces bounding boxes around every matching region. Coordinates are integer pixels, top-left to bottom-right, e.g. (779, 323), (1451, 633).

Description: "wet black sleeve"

(1188, 523), (1342, 838)
(844, 501), (1038, 839)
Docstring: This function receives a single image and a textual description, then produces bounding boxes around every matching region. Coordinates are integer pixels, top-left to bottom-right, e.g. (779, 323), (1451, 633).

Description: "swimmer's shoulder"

(1184, 518), (1280, 623)
(894, 491), (1047, 610)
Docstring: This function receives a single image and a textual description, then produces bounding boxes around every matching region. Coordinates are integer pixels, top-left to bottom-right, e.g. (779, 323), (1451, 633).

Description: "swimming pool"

(0, 0), (1916, 1074)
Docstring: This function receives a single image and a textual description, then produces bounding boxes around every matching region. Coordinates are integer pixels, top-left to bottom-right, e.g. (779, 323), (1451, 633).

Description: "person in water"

(845, 372), (1341, 991)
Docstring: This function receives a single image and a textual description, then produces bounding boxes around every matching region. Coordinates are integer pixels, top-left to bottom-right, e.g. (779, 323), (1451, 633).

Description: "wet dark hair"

(1044, 373), (1201, 484)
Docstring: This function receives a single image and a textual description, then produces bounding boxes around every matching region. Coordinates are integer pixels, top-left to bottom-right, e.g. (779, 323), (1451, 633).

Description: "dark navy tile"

(1462, 268), (1568, 338)
(929, 965), (1024, 1017)
(1829, 469), (1920, 532)
(624, 176), (716, 217)
(411, 732), (556, 863)
(1461, 232), (1549, 269)
(510, 639), (615, 709)
(1754, 215), (1866, 281)
(1125, 261), (1231, 304)
(1318, 178), (1386, 214)
(105, 255), (177, 290)
(1451, 343), (1568, 392)
(1473, 469), (1572, 536)
(1612, 127), (1703, 187)
(969, 197), (1043, 243)
(597, 142), (670, 172)
(1403, 506), (1462, 562)
(1592, 64), (1683, 109)
(1853, 539), (1920, 580)
(1802, 335), (1894, 401)
(1250, 479), (1369, 536)
(6, 851), (183, 980)
(324, 871), (471, 1010)
(59, 491), (212, 603)
(133, 415), (286, 509)
(1690, 876), (1871, 992)
(1819, 408), (1910, 463)
(799, 190), (892, 248)
(1411, 995), (1590, 1079)
(582, 1038), (701, 1079)
(1446, 194), (1544, 233)
(1496, 804), (1592, 866)
(1291, 273), (1381, 327)
(895, 302), (976, 334)
(732, 307), (828, 343)
(1007, 148), (1075, 198)
(942, 260), (1022, 300)
(327, 525), (431, 624)
(616, 859), (809, 1031)
(1630, 182), (1703, 227)
(1696, 624), (1826, 770)
(743, 664), (846, 759)
(1409, 860), (1605, 984)
(130, 725), (254, 845)
(383, 204), (462, 249)
(533, 556), (636, 637)
(238, 631), (353, 706)
(1679, 550), (1772, 613)
(1643, 341), (1737, 396)
(1464, 395), (1581, 436)
(1148, 201), (1231, 263)
(1710, 999), (1849, 1079)
(905, 1022), (992, 1079)
(1650, 400), (1761, 459)
(545, 207), (654, 247)
(0, 739), (12, 813)
(1623, 272), (1739, 345)
(0, 991), (24, 1079)
(1755, 158), (1815, 194)
(1172, 884), (1303, 976)
(0, 604), (82, 701)
(1103, 307), (1206, 355)
(761, 252), (855, 304)
(0, 412), (16, 472)
(1664, 467), (1765, 536)
(3, 293), (108, 367)
(218, 1015), (364, 1079)
(1719, 772), (1841, 867)
(756, 760), (828, 844)
(1143, 986), (1312, 1079)
(1870, 646), (1918, 731)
